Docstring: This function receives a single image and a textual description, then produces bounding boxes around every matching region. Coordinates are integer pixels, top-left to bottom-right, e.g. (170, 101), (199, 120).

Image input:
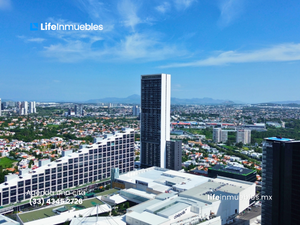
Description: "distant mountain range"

(266, 100), (300, 104)
(86, 95), (235, 105)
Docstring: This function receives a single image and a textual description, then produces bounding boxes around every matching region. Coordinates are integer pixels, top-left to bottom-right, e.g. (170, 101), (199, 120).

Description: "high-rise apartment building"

(221, 130), (228, 143)
(29, 101), (36, 114)
(132, 105), (140, 116)
(261, 137), (300, 225)
(22, 101), (28, 115)
(17, 101), (22, 115)
(141, 74), (181, 170)
(213, 128), (228, 143)
(236, 129), (251, 144)
(213, 128), (221, 143)
(0, 128), (135, 206)
(166, 140), (182, 171)
(75, 104), (83, 116)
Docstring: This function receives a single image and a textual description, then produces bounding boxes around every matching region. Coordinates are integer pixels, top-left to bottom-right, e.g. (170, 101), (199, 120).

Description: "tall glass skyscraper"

(140, 74), (171, 168)
(262, 137), (300, 225)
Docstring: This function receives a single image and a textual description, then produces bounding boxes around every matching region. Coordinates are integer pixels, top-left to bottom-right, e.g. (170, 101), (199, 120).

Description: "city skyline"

(1, 0), (300, 103)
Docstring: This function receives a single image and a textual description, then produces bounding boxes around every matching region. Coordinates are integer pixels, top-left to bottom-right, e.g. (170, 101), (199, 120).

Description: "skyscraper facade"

(140, 74), (171, 169)
(166, 140), (182, 171)
(261, 137), (300, 225)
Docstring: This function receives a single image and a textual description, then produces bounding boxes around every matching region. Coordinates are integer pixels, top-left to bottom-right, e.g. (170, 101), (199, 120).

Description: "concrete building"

(0, 214), (20, 225)
(166, 140), (182, 171)
(75, 104), (83, 116)
(213, 128), (222, 143)
(221, 130), (228, 143)
(0, 128), (135, 207)
(132, 105), (140, 116)
(17, 101), (22, 115)
(261, 137), (300, 225)
(141, 74), (176, 169)
(29, 101), (36, 114)
(236, 129), (251, 144)
(21, 101), (28, 115)
(114, 167), (256, 225)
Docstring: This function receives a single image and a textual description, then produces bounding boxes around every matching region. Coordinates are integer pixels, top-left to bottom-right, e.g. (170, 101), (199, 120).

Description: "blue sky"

(0, 0), (300, 103)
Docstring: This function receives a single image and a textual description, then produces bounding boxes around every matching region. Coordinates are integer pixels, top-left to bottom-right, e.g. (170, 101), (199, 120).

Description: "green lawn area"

(96, 188), (118, 196)
(0, 157), (17, 168)
(223, 145), (237, 151)
(18, 197), (103, 222)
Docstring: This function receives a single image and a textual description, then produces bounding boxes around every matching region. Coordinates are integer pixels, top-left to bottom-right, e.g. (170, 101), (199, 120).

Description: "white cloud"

(76, 0), (104, 20)
(42, 32), (185, 63)
(118, 0), (141, 31)
(160, 43), (300, 68)
(27, 38), (45, 43)
(156, 2), (171, 13)
(75, 0), (115, 32)
(24, 1), (190, 63)
(17, 36), (46, 43)
(218, 0), (245, 27)
(0, 0), (11, 10)
(174, 0), (196, 11)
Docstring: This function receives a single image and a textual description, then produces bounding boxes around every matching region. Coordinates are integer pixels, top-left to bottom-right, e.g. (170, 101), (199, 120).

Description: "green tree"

(28, 160), (34, 168)
(236, 142), (243, 148)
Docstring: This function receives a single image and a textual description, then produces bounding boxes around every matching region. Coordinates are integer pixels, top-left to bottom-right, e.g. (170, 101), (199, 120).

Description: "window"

(10, 196), (16, 203)
(3, 191), (9, 198)
(18, 195), (24, 201)
(25, 186), (31, 192)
